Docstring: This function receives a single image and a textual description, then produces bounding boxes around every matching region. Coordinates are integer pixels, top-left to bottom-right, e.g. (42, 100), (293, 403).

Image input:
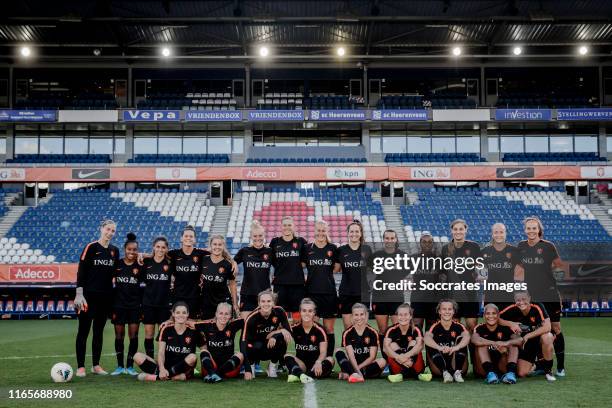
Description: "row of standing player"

(72, 215), (565, 379)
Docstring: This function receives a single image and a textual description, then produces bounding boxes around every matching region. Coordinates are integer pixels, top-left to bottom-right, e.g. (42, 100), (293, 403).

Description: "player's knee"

(133, 352), (146, 364)
(541, 333), (554, 345)
(185, 353), (197, 366)
(325, 357), (335, 366)
(375, 358), (387, 368)
(235, 352), (244, 361)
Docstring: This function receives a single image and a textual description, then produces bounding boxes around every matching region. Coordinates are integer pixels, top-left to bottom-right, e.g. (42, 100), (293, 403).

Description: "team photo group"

(73, 214), (566, 386)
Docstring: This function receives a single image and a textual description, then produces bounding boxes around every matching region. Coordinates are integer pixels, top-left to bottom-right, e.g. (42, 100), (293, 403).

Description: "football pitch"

(0, 318), (611, 408)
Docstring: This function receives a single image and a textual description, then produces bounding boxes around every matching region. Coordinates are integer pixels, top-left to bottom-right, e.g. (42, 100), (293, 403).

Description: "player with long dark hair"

(337, 220), (372, 329)
(141, 236), (172, 359)
(135, 301), (204, 381)
(110, 232), (142, 376)
(74, 219), (120, 377)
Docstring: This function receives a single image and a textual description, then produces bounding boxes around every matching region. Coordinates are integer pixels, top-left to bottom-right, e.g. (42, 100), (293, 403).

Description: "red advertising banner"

(0, 264), (77, 283)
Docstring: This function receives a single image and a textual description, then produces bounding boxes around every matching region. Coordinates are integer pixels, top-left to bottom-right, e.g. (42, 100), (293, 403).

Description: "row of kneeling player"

(133, 289), (557, 384)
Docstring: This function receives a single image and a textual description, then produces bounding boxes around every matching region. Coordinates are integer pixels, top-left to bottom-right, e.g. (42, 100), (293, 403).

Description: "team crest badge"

(185, 336), (192, 345)
(193, 256), (199, 263)
(310, 335), (317, 343)
(450, 331), (457, 338)
(465, 250), (470, 256)
(537, 248), (543, 255)
(407, 336), (413, 342)
(163, 265), (169, 272)
(364, 337), (370, 345)
(219, 267), (225, 274)
(263, 254), (269, 261)
(132, 268), (139, 275)
(110, 250), (115, 256)
(226, 330), (232, 337)
(530, 316), (536, 323)
(506, 252), (512, 259)
(327, 250), (333, 257)
(292, 242), (298, 249)
(497, 332), (503, 339)
(272, 317), (278, 323)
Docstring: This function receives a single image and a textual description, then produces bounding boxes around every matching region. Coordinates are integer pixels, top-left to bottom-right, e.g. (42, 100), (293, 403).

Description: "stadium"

(0, 0), (611, 407)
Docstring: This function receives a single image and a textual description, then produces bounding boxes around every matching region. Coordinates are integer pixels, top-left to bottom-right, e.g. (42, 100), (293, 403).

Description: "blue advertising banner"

(557, 108), (612, 121)
(0, 110), (57, 122)
(247, 110), (304, 121)
(371, 109), (428, 121)
(122, 110), (181, 122)
(309, 110), (366, 121)
(495, 109), (552, 121)
(185, 110), (242, 122)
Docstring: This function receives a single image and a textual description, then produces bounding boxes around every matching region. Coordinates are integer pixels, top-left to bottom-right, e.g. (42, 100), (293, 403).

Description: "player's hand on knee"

(267, 337), (277, 348)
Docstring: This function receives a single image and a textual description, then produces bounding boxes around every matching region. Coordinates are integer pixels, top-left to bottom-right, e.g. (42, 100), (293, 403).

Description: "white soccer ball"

(51, 362), (73, 383)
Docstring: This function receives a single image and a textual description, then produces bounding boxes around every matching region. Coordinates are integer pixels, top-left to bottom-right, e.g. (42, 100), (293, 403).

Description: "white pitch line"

(303, 382), (318, 408)
(0, 353), (116, 360)
(566, 352), (612, 357)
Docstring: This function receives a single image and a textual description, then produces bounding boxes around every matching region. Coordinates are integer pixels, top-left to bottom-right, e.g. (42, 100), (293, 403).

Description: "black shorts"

(519, 337), (542, 363)
(372, 301), (400, 316)
(309, 293), (339, 319)
(275, 284), (306, 313)
(338, 294), (362, 315)
(456, 301), (480, 318)
(240, 294), (259, 312)
(542, 300), (562, 323)
(411, 302), (437, 320)
(200, 296), (233, 320)
(142, 305), (170, 325)
(112, 307), (140, 325)
(82, 291), (113, 320)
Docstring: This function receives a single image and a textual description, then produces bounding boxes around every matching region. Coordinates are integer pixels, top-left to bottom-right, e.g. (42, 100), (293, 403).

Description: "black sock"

(200, 352), (216, 376)
(542, 359), (553, 374)
(335, 350), (354, 375)
(219, 355), (241, 376)
(115, 338), (124, 368)
(553, 332), (565, 371)
(379, 333), (387, 360)
(144, 338), (155, 359)
(454, 349), (467, 372)
(127, 337), (138, 368)
(284, 355), (303, 376)
(362, 362), (383, 378)
(326, 333), (335, 358)
(482, 361), (494, 374)
(468, 343), (476, 366)
(169, 360), (189, 377)
(430, 352), (447, 372)
(506, 362), (517, 374)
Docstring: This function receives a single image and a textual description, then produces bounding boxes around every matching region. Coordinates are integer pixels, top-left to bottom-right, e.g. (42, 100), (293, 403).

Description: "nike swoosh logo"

(502, 169), (528, 177)
(576, 265), (610, 277)
(78, 170), (104, 178)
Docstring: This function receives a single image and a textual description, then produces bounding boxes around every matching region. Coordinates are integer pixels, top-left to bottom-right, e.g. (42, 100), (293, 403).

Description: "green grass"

(0, 318), (611, 408)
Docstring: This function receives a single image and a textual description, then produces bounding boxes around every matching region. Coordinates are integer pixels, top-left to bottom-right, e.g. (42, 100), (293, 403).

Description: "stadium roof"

(1, 0), (611, 61)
